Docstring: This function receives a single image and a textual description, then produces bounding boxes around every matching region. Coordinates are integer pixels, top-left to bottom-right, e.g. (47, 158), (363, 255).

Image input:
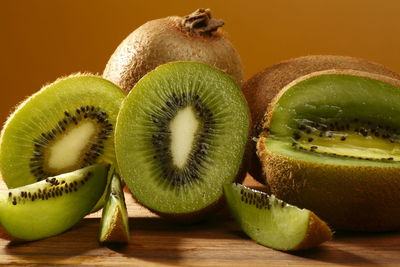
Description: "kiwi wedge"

(0, 75), (125, 189)
(115, 62), (250, 220)
(0, 164), (109, 241)
(99, 173), (130, 243)
(258, 69), (400, 231)
(224, 183), (332, 251)
(242, 55), (400, 183)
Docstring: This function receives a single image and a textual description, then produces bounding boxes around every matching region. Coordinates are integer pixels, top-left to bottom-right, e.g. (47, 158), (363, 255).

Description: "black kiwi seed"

(293, 132), (301, 140)
(340, 136), (346, 141)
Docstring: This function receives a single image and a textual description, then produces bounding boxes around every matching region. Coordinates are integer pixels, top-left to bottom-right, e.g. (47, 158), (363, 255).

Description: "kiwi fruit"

(257, 69), (400, 231)
(224, 183), (332, 251)
(242, 55), (400, 183)
(0, 164), (109, 241)
(103, 8), (243, 92)
(0, 74), (125, 190)
(115, 61), (250, 221)
(99, 172), (130, 243)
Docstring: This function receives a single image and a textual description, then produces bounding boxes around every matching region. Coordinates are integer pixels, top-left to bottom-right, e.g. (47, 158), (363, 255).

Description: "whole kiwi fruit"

(103, 8), (243, 92)
(242, 55), (400, 183)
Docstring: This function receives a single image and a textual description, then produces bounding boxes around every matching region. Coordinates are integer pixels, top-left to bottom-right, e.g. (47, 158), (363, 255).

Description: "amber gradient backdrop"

(1, 0), (400, 124)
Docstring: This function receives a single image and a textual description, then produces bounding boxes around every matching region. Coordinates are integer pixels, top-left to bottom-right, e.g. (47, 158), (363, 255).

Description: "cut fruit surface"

(99, 173), (130, 243)
(258, 69), (400, 231)
(0, 75), (125, 188)
(223, 183), (332, 251)
(0, 164), (109, 241)
(115, 62), (250, 219)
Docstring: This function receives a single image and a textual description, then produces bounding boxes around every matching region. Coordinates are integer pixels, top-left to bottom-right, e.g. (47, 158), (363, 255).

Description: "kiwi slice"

(0, 164), (109, 241)
(258, 69), (400, 231)
(224, 183), (332, 251)
(99, 173), (130, 243)
(0, 74), (125, 189)
(115, 62), (250, 220)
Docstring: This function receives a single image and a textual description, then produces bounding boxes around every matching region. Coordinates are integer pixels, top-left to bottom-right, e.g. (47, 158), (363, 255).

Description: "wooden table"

(1, 176), (399, 266)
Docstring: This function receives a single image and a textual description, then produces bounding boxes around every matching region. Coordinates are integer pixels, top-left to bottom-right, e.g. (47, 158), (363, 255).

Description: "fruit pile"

(1, 8), (399, 251)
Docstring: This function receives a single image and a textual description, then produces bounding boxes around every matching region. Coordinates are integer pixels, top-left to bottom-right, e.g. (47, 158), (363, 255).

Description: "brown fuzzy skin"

(242, 55), (400, 183)
(292, 211), (333, 251)
(257, 70), (400, 231)
(103, 10), (243, 92)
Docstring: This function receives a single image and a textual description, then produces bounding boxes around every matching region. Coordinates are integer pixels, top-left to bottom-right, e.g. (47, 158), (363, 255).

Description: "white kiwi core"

(169, 106), (199, 168)
(48, 121), (96, 170)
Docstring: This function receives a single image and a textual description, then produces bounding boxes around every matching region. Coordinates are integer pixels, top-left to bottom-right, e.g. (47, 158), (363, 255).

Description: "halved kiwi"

(242, 55), (400, 183)
(115, 62), (250, 221)
(258, 69), (400, 231)
(99, 172), (130, 243)
(0, 74), (125, 189)
(0, 164), (109, 241)
(224, 183), (332, 251)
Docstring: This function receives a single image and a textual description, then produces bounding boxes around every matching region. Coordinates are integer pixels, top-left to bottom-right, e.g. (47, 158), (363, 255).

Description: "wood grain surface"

(0, 176), (399, 266)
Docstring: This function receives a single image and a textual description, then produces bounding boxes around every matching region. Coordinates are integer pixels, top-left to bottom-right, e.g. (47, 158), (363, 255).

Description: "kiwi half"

(242, 55), (400, 183)
(99, 173), (130, 243)
(224, 183), (332, 251)
(257, 69), (400, 231)
(115, 62), (250, 220)
(0, 74), (125, 189)
(0, 164), (109, 241)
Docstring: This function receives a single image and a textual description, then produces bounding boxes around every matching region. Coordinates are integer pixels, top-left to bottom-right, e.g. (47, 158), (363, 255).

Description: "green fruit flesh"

(0, 164), (109, 241)
(0, 75), (125, 189)
(223, 183), (331, 251)
(116, 62), (250, 215)
(267, 73), (400, 165)
(99, 173), (130, 243)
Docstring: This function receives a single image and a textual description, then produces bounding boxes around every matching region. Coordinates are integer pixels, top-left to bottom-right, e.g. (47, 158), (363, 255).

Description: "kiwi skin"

(103, 9), (243, 92)
(242, 55), (400, 184)
(257, 69), (400, 231)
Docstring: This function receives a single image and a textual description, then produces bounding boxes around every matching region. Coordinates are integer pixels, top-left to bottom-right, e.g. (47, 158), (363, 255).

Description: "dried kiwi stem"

(181, 8), (224, 35)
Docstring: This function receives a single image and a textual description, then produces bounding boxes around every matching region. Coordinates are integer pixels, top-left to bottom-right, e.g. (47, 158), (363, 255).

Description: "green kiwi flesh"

(0, 75), (125, 189)
(115, 62), (250, 219)
(223, 183), (332, 251)
(0, 164), (109, 241)
(99, 173), (130, 243)
(258, 70), (400, 231)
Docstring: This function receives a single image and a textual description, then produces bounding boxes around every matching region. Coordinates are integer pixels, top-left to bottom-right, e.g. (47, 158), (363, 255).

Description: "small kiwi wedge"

(115, 62), (250, 221)
(99, 172), (130, 243)
(224, 183), (332, 251)
(257, 69), (400, 231)
(0, 164), (109, 241)
(242, 55), (400, 183)
(0, 75), (125, 190)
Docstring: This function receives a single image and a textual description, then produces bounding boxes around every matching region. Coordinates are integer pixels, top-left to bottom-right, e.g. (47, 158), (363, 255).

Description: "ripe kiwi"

(0, 164), (109, 241)
(103, 8), (243, 92)
(257, 69), (400, 231)
(224, 183), (332, 251)
(0, 74), (125, 191)
(115, 62), (250, 221)
(99, 172), (130, 243)
(242, 55), (400, 183)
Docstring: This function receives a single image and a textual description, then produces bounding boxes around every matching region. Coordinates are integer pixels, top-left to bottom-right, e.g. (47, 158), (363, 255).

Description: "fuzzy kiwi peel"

(0, 164), (109, 241)
(0, 74), (125, 212)
(258, 69), (400, 231)
(224, 183), (332, 251)
(103, 8), (243, 92)
(99, 172), (130, 243)
(242, 55), (400, 183)
(115, 61), (250, 221)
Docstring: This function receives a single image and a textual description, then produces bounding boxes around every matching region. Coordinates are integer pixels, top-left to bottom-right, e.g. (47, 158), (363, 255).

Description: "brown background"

(1, 0), (400, 124)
